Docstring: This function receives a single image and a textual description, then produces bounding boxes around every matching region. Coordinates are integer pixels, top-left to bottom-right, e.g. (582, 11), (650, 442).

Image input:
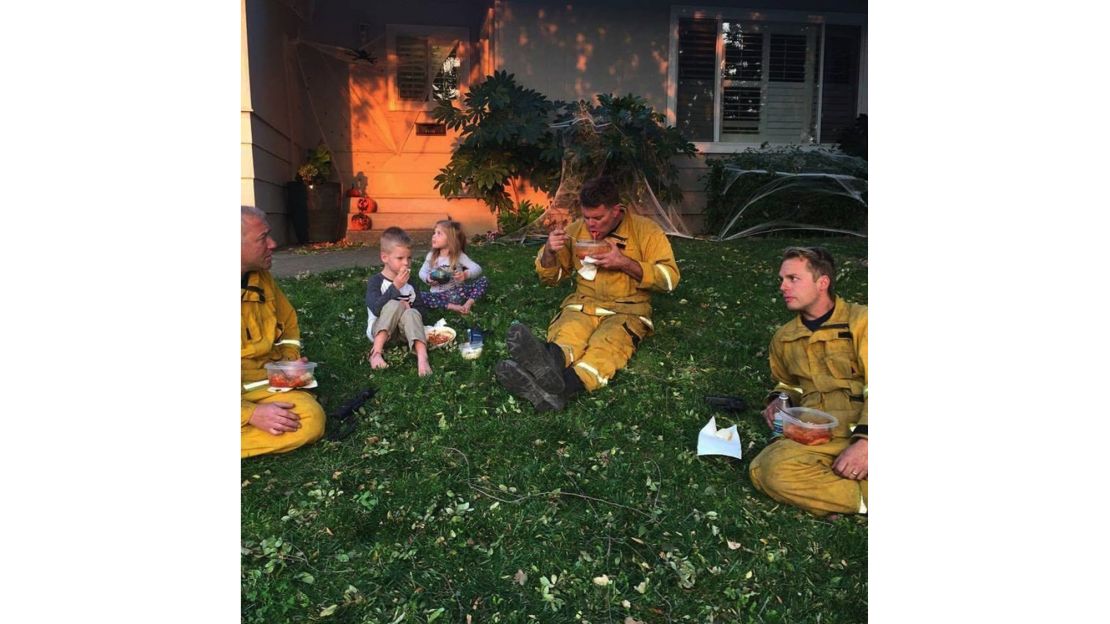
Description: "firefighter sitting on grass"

(495, 175), (681, 411)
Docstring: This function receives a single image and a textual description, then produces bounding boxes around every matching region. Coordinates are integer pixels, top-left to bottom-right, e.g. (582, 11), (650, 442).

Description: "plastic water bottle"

(468, 326), (484, 346)
(773, 392), (789, 437)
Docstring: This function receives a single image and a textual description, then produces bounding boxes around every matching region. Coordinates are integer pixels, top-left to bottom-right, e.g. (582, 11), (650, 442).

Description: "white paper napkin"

(578, 256), (598, 280)
(696, 416), (742, 459)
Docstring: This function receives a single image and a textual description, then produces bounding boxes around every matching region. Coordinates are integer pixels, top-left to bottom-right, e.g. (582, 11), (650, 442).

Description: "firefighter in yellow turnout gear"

(749, 247), (868, 516)
(241, 206), (325, 458)
(495, 176), (680, 411)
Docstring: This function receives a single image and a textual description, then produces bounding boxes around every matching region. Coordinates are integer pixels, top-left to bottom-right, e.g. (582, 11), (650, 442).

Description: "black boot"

(506, 323), (565, 394)
(495, 359), (566, 412)
(561, 366), (586, 399)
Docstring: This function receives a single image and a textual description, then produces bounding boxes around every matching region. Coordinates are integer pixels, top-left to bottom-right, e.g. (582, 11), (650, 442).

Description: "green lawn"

(242, 236), (868, 624)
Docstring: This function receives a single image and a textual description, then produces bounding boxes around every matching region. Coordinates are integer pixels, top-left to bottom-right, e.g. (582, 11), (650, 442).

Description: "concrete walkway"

(271, 247), (381, 278)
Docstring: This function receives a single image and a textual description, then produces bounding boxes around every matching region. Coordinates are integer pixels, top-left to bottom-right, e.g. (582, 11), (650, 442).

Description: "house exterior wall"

(296, 1), (498, 237)
(495, 0), (866, 232)
(241, 0), (311, 245)
(244, 0), (865, 239)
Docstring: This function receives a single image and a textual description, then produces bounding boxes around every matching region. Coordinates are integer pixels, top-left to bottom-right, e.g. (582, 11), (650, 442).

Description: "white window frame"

(386, 24), (470, 112)
(667, 6), (866, 153)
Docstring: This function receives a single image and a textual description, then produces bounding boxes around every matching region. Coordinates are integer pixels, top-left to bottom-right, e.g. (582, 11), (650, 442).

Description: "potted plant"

(287, 143), (343, 243)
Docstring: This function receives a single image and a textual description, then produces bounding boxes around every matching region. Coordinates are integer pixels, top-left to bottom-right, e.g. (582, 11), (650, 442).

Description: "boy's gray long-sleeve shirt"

(365, 272), (427, 329)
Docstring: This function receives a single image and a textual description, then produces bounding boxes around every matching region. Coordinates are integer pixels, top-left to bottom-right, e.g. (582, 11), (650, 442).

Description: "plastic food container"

(458, 342), (483, 360)
(424, 326), (457, 349)
(573, 239), (609, 259)
(781, 407), (839, 446)
(264, 361), (317, 389)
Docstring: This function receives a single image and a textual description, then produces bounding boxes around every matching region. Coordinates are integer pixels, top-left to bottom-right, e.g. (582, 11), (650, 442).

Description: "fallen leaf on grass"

(625, 618), (645, 624)
(319, 604), (338, 617)
(727, 540), (742, 550)
(514, 569), (527, 586)
(592, 575), (610, 586)
(635, 580), (648, 593)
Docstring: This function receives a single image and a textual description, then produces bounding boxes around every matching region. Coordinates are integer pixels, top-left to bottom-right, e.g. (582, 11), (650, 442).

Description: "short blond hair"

(380, 226), (413, 253)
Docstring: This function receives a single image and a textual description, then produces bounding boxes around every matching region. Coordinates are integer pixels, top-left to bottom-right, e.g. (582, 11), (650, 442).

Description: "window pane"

(676, 17), (717, 142)
(722, 23), (762, 81)
(432, 42), (461, 101)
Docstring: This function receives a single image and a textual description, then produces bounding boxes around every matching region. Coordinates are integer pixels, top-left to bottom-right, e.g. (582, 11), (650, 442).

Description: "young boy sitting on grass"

(365, 227), (432, 376)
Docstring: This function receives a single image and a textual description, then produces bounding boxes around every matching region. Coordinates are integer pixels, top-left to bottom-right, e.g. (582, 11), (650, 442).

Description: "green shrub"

(497, 199), (547, 235)
(432, 72), (695, 213)
(836, 114), (867, 160)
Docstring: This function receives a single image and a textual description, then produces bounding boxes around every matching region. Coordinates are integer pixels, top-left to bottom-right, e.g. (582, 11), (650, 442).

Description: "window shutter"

(769, 34), (807, 82)
(397, 35), (430, 101)
(676, 17), (717, 141)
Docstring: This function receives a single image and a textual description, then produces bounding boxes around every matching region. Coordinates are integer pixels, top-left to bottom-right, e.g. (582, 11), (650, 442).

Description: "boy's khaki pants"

(371, 300), (426, 349)
(749, 436), (868, 515)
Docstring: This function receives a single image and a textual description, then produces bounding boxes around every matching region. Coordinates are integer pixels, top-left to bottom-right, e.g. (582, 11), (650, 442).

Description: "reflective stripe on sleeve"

(276, 339), (301, 347)
(637, 316), (654, 330)
(655, 264), (675, 291)
(243, 379), (269, 391)
(774, 382), (804, 395)
(595, 306), (615, 316)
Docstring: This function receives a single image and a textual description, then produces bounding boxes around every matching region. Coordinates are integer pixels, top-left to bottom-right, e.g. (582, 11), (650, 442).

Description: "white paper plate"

(424, 326), (457, 349)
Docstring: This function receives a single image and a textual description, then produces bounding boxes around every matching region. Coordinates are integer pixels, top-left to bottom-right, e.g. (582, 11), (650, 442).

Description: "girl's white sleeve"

(418, 252), (435, 284)
(458, 252), (482, 280)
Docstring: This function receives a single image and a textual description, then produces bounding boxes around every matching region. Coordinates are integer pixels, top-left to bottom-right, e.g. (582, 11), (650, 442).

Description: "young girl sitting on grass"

(418, 219), (490, 316)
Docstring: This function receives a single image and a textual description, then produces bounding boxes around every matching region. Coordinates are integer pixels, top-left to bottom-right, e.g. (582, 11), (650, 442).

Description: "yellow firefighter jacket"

(534, 212), (680, 318)
(769, 296), (868, 439)
(241, 270), (303, 425)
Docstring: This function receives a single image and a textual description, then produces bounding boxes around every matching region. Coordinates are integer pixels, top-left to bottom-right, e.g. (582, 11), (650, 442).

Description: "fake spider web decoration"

(714, 152), (868, 240)
(498, 106), (694, 242)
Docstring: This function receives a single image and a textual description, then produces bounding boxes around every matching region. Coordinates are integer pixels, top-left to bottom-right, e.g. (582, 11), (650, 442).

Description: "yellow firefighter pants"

(749, 437), (868, 516)
(547, 309), (651, 391)
(241, 387), (326, 459)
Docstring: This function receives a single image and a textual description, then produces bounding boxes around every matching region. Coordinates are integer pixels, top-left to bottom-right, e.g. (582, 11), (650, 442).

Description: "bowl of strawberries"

(780, 407), (839, 446)
(264, 361), (317, 390)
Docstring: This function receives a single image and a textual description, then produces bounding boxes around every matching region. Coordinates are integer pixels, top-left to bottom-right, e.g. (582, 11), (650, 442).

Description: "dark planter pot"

(285, 181), (309, 244)
(306, 182), (343, 243)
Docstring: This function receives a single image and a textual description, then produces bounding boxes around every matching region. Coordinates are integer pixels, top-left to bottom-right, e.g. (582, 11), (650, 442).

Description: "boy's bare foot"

(369, 351), (388, 369)
(414, 341), (432, 376)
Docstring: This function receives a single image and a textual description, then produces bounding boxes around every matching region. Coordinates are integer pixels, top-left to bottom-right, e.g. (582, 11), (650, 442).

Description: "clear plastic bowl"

(458, 342), (483, 360)
(573, 239), (609, 259)
(264, 361), (317, 389)
(781, 407), (839, 446)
